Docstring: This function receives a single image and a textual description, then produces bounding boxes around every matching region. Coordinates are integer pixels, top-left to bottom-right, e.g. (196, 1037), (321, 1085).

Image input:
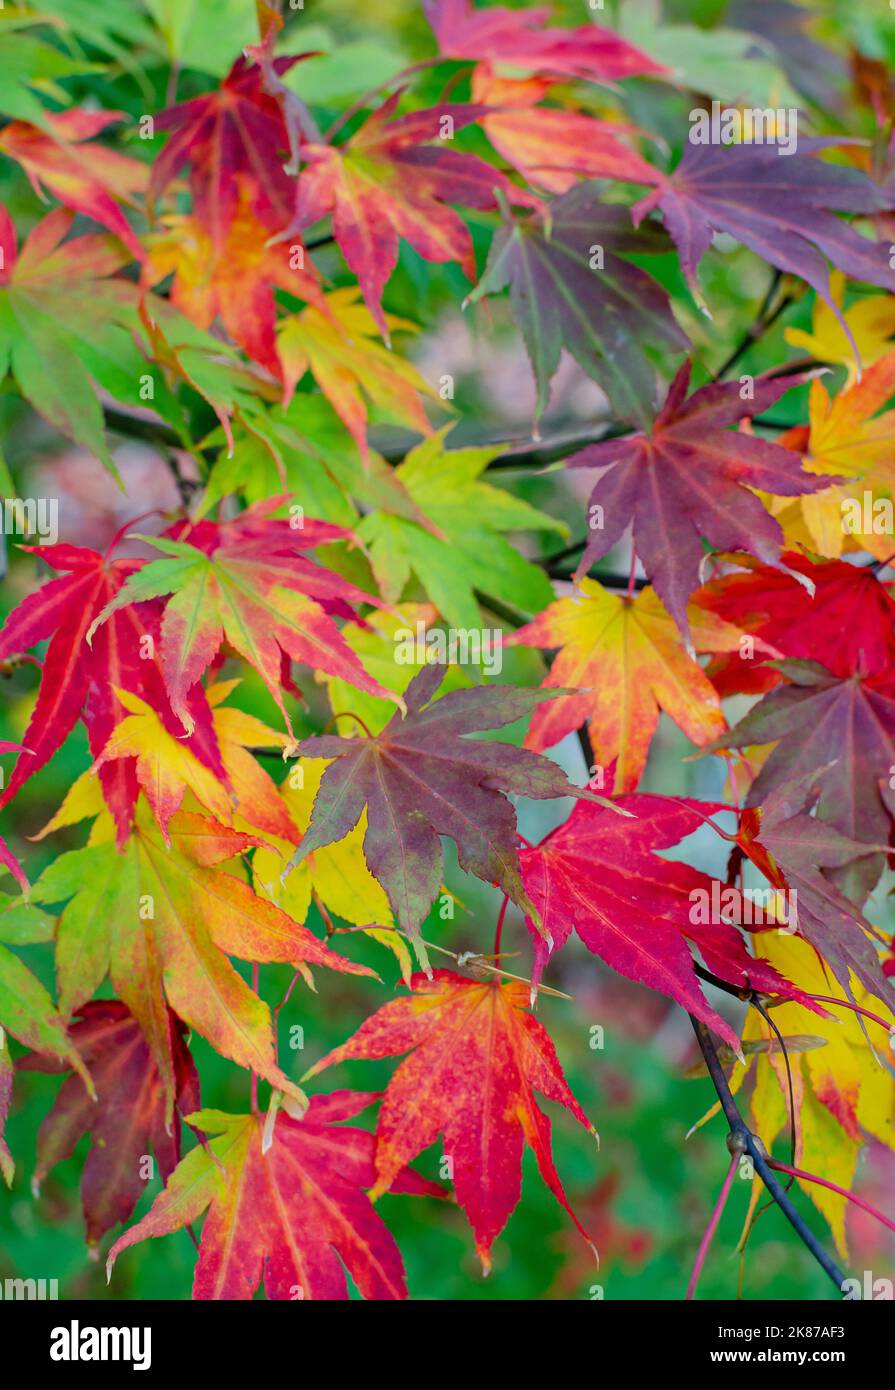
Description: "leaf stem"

(686, 1147), (740, 1300)
(767, 1159), (895, 1237)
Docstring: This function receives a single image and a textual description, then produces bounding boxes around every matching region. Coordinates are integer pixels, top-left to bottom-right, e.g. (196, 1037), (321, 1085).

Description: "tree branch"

(689, 1015), (847, 1294)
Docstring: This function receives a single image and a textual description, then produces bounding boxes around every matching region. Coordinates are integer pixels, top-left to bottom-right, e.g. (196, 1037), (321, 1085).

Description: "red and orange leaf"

(149, 49), (316, 244)
(424, 0), (667, 81)
(20, 1000), (199, 1244)
(145, 179), (324, 377)
(508, 580), (776, 786)
(306, 973), (595, 1270)
(108, 1091), (443, 1300)
(0, 111), (148, 261)
(87, 501), (402, 747)
(693, 552), (895, 696)
(472, 66), (660, 195)
(0, 542), (224, 842)
(287, 95), (540, 339)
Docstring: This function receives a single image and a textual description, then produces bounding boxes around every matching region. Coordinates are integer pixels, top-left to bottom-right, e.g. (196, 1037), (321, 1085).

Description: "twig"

(690, 1016), (847, 1293)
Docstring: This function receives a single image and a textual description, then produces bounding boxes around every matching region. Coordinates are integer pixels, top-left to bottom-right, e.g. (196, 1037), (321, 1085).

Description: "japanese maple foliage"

(1, 0), (894, 1309)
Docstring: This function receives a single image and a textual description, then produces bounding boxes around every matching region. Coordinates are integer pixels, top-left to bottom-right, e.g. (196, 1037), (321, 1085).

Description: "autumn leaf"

(693, 552), (895, 695)
(468, 184), (687, 429)
(252, 759), (410, 982)
(471, 65), (661, 196)
(517, 794), (815, 1041)
(31, 803), (374, 1112)
(423, 0), (667, 81)
(87, 501), (402, 746)
(356, 426), (564, 629)
(205, 679), (297, 841)
(277, 287), (434, 463)
(285, 664), (611, 962)
(0, 110), (148, 261)
(0, 540), (224, 842)
(20, 1000), (199, 1244)
(764, 355), (895, 560)
(305, 971), (595, 1271)
(286, 95), (540, 340)
(144, 178), (324, 378)
(93, 687), (234, 840)
(148, 48), (316, 244)
(728, 787), (894, 1009)
(507, 579), (774, 787)
(717, 659), (895, 903)
(107, 1091), (444, 1299)
(632, 139), (895, 336)
(566, 361), (832, 636)
(0, 1030), (13, 1187)
(784, 272), (895, 379)
(0, 944), (92, 1100)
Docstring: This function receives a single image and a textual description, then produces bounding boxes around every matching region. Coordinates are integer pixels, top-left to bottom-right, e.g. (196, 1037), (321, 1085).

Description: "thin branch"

(690, 1016), (847, 1293)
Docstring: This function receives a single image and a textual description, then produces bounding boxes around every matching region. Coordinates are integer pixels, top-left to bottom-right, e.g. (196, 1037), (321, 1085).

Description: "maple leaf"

(92, 687), (234, 840)
(0, 942), (92, 1100)
(508, 579), (776, 787)
(470, 65), (661, 196)
(728, 786), (894, 1008)
(87, 501), (402, 746)
(107, 1091), (443, 1299)
(0, 208), (138, 473)
(322, 602), (472, 739)
(148, 49), (315, 244)
(517, 794), (815, 1042)
(205, 679), (297, 841)
(632, 140), (895, 335)
(693, 552), (895, 696)
(286, 95), (540, 340)
(285, 663), (610, 959)
(763, 355), (895, 561)
(565, 361), (832, 636)
(468, 184), (688, 429)
(716, 660), (895, 902)
(423, 0), (667, 81)
(305, 971), (595, 1270)
(277, 286), (434, 463)
(0, 540), (224, 842)
(144, 178), (324, 378)
(31, 804), (374, 1112)
(356, 426), (564, 630)
(0, 110), (147, 261)
(784, 271), (895, 379)
(252, 758), (411, 983)
(20, 1000), (199, 1244)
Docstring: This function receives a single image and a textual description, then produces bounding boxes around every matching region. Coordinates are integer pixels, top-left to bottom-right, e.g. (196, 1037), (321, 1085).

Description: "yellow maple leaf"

(252, 759), (411, 984)
(276, 286), (435, 463)
(765, 353), (895, 560)
(508, 579), (770, 790)
(785, 271), (895, 381)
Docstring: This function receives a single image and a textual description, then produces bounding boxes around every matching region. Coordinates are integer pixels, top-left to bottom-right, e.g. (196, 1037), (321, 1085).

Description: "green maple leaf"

(357, 427), (566, 629)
